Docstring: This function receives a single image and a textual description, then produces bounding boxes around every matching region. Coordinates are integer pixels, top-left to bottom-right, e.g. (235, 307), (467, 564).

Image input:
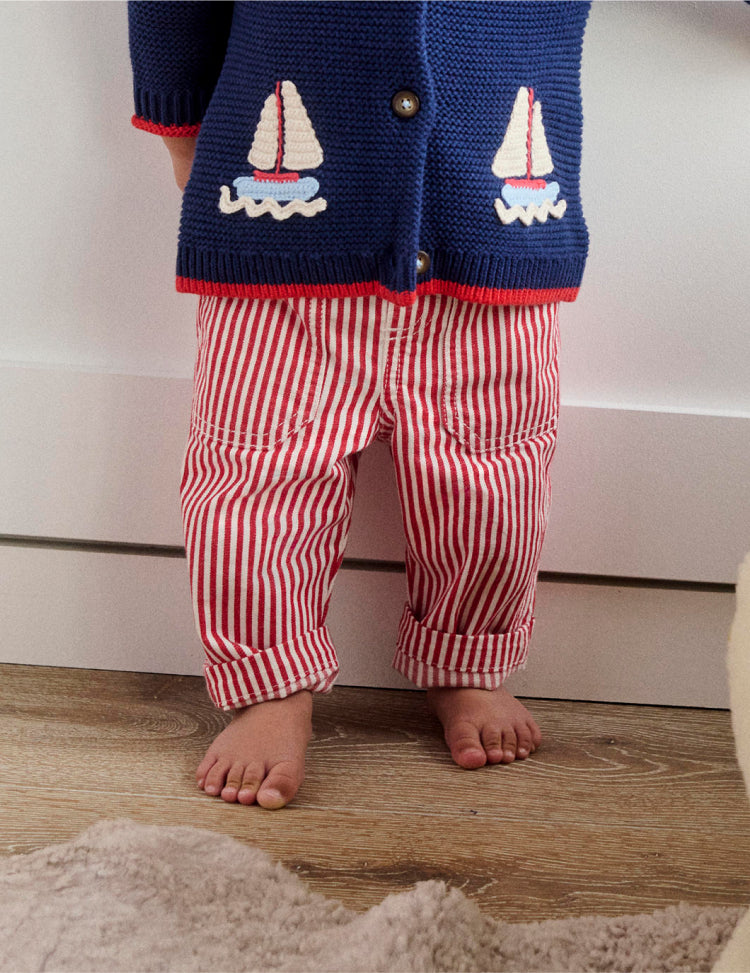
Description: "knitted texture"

(128, 1), (233, 128)
(129, 1), (591, 305)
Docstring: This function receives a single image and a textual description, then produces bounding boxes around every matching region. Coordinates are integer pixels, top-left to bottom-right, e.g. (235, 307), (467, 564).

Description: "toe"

(480, 724), (505, 765)
(203, 759), (231, 796)
(501, 728), (518, 763)
(530, 722), (543, 751)
(445, 720), (487, 769)
(515, 725), (533, 759)
(257, 760), (304, 810)
(220, 762), (246, 803)
(237, 764), (264, 806)
(196, 754), (217, 789)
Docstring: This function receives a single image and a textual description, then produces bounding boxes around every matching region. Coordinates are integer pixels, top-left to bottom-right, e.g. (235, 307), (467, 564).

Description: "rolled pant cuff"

(392, 605), (533, 689)
(203, 624), (339, 711)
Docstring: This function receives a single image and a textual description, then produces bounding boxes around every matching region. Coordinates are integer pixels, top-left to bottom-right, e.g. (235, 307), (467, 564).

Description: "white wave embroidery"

(494, 198), (567, 227)
(219, 187), (327, 220)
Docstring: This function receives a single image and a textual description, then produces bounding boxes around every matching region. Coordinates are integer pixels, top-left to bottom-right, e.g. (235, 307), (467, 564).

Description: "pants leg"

(389, 297), (560, 688)
(181, 295), (384, 710)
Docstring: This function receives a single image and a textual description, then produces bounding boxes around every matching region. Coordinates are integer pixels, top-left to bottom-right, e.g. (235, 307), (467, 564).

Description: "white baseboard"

(0, 545), (732, 708)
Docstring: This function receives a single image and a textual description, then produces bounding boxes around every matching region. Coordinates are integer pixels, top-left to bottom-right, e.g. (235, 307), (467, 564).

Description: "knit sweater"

(128, 1), (590, 306)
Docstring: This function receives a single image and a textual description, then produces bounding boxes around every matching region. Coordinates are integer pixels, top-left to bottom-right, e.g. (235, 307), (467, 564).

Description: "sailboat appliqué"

(492, 87), (567, 226)
(219, 81), (327, 220)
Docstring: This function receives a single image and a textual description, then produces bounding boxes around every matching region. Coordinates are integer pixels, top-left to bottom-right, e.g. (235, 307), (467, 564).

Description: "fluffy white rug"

(0, 817), (741, 973)
(713, 552), (750, 971)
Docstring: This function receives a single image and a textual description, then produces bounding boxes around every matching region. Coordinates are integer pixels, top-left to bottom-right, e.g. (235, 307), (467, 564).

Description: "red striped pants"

(181, 295), (560, 711)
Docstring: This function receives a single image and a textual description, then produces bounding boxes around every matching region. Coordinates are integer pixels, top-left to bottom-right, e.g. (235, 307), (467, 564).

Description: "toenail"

(260, 788), (285, 808)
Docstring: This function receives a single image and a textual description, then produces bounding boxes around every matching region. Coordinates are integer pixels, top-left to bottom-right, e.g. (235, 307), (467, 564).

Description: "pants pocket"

(439, 302), (560, 452)
(191, 296), (326, 449)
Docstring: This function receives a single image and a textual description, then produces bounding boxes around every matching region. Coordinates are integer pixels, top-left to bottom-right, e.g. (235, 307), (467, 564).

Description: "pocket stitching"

(191, 300), (325, 450)
(190, 406), (321, 450)
(441, 407), (558, 452)
(439, 308), (559, 452)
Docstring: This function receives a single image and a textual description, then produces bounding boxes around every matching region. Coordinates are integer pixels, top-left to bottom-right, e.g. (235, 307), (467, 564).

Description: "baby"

(128, 0), (590, 808)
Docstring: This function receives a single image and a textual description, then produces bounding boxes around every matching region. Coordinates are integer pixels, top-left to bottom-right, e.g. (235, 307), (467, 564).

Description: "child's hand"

(162, 136), (198, 192)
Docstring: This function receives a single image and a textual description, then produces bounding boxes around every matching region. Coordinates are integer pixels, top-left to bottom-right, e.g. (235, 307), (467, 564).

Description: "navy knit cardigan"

(129, 1), (590, 306)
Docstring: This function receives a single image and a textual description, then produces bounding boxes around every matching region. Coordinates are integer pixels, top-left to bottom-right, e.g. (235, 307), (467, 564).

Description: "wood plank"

(1, 793), (749, 921)
(1, 665), (749, 922)
(2, 665), (744, 832)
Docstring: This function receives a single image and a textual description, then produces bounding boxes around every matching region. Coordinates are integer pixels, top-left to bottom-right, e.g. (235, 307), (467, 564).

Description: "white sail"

(280, 81), (324, 171)
(492, 87), (528, 178)
(492, 86), (553, 180)
(248, 90), (280, 170)
(529, 101), (553, 177)
(247, 81), (323, 172)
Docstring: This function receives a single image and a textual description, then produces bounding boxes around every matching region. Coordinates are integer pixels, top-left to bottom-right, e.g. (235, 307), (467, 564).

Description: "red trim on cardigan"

(417, 279), (579, 305)
(131, 115), (201, 137)
(176, 276), (578, 306)
(176, 276), (419, 306)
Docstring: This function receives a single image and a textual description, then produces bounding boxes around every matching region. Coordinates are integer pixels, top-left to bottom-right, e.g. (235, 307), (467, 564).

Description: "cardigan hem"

(132, 115), (201, 137)
(176, 276), (579, 307)
(176, 245), (586, 305)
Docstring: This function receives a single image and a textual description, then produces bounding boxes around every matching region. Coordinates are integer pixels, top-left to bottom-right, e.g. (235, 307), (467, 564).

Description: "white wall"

(1, 2), (748, 707)
(571, 1), (750, 415)
(0, 1), (193, 378)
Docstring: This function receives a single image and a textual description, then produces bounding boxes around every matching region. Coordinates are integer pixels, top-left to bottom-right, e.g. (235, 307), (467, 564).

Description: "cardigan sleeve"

(128, 1), (234, 136)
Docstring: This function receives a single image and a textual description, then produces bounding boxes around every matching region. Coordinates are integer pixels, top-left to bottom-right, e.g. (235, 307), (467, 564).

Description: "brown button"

(416, 251), (430, 275)
(391, 90), (420, 118)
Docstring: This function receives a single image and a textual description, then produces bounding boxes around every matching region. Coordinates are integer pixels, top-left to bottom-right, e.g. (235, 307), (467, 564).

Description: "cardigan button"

(391, 90), (420, 118)
(416, 251), (430, 275)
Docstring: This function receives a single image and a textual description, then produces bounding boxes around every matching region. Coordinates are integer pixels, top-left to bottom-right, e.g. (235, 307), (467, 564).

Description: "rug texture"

(0, 818), (741, 973)
(713, 551), (750, 972)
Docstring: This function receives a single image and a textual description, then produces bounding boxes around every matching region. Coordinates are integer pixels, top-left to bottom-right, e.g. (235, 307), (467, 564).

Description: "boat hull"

(232, 175), (320, 202)
(501, 181), (560, 208)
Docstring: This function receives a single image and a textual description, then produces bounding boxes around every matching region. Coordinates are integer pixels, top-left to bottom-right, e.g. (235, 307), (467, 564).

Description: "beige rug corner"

(0, 818), (741, 973)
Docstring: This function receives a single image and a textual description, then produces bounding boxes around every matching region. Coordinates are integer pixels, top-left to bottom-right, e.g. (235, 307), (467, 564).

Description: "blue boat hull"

(232, 176), (320, 202)
(501, 181), (560, 208)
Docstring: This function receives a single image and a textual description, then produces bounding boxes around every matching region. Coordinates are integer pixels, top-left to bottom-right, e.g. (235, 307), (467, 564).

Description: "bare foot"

(426, 686), (542, 769)
(196, 691), (312, 809)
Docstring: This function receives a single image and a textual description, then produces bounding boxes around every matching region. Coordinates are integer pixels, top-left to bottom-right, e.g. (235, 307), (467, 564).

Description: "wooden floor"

(1, 663), (749, 922)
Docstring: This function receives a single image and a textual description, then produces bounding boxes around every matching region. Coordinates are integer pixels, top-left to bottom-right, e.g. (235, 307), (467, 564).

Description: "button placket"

(390, 88), (428, 283)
